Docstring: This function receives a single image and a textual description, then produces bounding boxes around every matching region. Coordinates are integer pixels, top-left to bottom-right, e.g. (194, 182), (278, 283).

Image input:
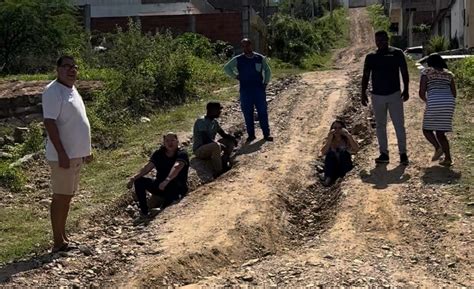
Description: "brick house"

(74, 0), (243, 46)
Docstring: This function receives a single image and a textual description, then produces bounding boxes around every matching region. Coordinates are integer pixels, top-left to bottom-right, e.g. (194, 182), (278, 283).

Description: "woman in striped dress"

(419, 54), (457, 166)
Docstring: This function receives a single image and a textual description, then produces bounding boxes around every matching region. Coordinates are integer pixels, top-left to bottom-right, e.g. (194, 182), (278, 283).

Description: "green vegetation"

(426, 35), (449, 54)
(0, 162), (25, 193)
(0, 0), (82, 74)
(451, 57), (474, 99)
(0, 123), (43, 193)
(11, 123), (44, 159)
(278, 0), (339, 20)
(267, 8), (349, 68)
(451, 59), (474, 201)
(366, 4), (390, 33)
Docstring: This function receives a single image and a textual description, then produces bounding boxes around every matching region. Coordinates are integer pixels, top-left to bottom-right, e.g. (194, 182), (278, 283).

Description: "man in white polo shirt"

(42, 55), (92, 252)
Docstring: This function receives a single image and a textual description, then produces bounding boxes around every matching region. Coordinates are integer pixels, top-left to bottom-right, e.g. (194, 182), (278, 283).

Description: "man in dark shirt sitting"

(361, 30), (409, 165)
(127, 133), (189, 218)
(193, 102), (236, 178)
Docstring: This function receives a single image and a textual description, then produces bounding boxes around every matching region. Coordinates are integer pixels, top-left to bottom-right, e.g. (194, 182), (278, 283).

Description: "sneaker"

(431, 148), (443, 161)
(133, 213), (151, 225)
(400, 153), (409, 166)
(375, 153), (390, 164)
(264, 135), (274, 142)
(149, 207), (161, 217)
(323, 177), (333, 187)
(245, 135), (256, 144)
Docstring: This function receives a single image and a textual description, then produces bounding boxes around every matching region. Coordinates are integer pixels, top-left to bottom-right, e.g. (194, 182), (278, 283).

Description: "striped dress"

(422, 67), (456, 132)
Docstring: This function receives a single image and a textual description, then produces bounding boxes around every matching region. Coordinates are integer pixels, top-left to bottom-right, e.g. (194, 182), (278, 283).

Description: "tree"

(278, 0), (330, 20)
(0, 0), (82, 74)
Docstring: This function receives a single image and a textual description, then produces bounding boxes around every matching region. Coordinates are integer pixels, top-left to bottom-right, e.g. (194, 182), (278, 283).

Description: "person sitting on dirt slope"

(192, 101), (237, 178)
(224, 38), (273, 143)
(127, 133), (189, 219)
(320, 120), (359, 186)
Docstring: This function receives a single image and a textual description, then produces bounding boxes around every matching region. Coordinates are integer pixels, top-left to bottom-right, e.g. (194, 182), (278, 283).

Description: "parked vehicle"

(404, 46), (424, 60)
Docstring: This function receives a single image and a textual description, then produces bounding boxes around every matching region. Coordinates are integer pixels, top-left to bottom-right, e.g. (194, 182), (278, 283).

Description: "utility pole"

(311, 0), (315, 20)
(242, 0), (250, 39)
(329, 0), (333, 17)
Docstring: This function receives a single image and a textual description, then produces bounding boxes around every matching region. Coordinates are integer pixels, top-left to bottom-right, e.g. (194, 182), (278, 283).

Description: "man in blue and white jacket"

(224, 38), (273, 143)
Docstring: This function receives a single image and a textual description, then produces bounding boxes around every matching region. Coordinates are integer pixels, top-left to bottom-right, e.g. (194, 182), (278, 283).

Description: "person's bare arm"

(343, 129), (359, 154)
(126, 162), (155, 189)
(450, 78), (457, 98)
(419, 75), (428, 102)
(43, 119), (69, 168)
(159, 161), (185, 191)
(320, 131), (335, 156)
(217, 128), (232, 139)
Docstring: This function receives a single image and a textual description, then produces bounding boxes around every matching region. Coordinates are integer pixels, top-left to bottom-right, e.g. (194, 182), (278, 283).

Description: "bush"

(451, 57), (474, 99)
(175, 33), (213, 59)
(426, 35), (449, 54)
(212, 40), (234, 60)
(0, 0), (83, 74)
(267, 8), (348, 66)
(0, 161), (25, 192)
(85, 21), (204, 147)
(367, 4), (390, 33)
(12, 123), (44, 158)
(278, 0), (335, 20)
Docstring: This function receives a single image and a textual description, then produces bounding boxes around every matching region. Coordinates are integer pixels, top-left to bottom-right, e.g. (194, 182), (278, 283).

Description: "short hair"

(56, 55), (75, 67)
(241, 38), (252, 44)
(206, 101), (223, 111)
(426, 53), (448, 69)
(375, 30), (389, 39)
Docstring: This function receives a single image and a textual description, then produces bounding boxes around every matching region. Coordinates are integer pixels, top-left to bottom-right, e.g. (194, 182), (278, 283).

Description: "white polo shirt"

(42, 80), (91, 161)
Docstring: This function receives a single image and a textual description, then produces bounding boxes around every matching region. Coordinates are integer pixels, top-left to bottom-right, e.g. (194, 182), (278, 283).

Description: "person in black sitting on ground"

(320, 120), (359, 186)
(127, 132), (189, 218)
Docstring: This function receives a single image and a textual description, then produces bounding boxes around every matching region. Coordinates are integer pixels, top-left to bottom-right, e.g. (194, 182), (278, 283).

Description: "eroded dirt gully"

(116, 8), (376, 287)
(2, 8), (472, 287)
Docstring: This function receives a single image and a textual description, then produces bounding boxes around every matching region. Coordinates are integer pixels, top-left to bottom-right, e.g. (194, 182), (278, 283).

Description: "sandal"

(52, 243), (70, 253)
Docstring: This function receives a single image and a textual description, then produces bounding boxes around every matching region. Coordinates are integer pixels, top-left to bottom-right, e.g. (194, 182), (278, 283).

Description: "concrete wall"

(451, 0), (465, 47)
(91, 12), (242, 45)
(467, 0), (474, 47)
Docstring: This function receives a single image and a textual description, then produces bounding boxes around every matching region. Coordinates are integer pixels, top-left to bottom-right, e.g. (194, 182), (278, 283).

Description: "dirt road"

(1, 8), (472, 287)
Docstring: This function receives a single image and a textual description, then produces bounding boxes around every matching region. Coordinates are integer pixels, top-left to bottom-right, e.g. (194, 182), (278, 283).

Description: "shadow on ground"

(0, 253), (59, 283)
(421, 165), (461, 184)
(360, 164), (411, 189)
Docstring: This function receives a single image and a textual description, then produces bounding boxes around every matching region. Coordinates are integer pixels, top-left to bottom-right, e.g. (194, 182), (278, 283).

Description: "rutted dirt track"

(1, 8), (472, 287)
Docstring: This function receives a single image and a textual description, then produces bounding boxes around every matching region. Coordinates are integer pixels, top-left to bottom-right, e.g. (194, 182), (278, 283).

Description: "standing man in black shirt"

(361, 30), (409, 165)
(127, 133), (189, 218)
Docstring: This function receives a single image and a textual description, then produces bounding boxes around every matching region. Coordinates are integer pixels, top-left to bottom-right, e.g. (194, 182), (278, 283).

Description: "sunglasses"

(59, 64), (79, 70)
